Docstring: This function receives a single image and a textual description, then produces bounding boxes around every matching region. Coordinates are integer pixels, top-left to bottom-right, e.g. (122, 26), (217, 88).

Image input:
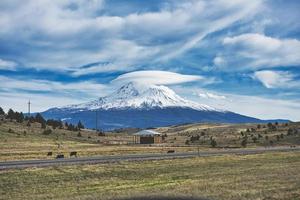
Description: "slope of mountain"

(41, 82), (285, 130)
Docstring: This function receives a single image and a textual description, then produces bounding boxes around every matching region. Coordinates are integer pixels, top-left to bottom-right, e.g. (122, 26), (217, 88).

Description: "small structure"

(133, 130), (162, 144)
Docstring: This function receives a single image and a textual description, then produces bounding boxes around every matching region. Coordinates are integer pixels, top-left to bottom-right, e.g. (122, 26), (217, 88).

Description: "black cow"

(70, 151), (77, 157)
(167, 150), (175, 153)
(56, 154), (64, 159)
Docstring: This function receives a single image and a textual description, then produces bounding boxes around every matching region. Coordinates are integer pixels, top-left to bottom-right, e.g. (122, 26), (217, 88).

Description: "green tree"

(7, 109), (15, 119)
(16, 112), (24, 123)
(77, 121), (84, 130)
(35, 113), (46, 124)
(41, 121), (46, 129)
(0, 107), (5, 115)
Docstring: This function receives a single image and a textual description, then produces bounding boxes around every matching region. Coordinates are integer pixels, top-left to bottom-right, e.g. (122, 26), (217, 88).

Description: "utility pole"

(95, 110), (98, 133)
(28, 100), (31, 117)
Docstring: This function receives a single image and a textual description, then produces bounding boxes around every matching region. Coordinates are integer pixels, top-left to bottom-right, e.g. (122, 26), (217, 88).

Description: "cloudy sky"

(0, 0), (299, 121)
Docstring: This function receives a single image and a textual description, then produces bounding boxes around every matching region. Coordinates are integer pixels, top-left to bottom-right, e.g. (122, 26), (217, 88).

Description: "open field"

(0, 119), (299, 161)
(1, 151), (299, 200)
(0, 121), (197, 161)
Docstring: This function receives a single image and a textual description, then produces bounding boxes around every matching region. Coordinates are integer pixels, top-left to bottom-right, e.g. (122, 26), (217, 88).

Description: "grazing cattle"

(167, 150), (175, 153)
(47, 152), (53, 156)
(70, 151), (77, 157)
(56, 154), (64, 159)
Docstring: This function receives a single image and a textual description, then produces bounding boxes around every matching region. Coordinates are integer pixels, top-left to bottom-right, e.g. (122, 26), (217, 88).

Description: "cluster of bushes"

(190, 135), (200, 142)
(287, 128), (299, 135)
(64, 121), (84, 131)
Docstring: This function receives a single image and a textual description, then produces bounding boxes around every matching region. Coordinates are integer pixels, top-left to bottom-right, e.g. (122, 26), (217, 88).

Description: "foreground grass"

(1, 152), (299, 200)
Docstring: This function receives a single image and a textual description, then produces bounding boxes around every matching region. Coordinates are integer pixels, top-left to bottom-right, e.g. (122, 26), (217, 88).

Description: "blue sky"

(0, 0), (299, 121)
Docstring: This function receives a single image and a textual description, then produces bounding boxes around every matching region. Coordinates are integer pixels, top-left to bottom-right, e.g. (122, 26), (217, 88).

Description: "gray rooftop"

(134, 129), (161, 136)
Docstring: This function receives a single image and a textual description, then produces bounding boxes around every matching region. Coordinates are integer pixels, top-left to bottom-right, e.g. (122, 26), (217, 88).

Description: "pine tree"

(16, 112), (24, 123)
(7, 109), (15, 119)
(35, 113), (46, 124)
(0, 107), (5, 115)
(41, 121), (46, 129)
(77, 121), (84, 130)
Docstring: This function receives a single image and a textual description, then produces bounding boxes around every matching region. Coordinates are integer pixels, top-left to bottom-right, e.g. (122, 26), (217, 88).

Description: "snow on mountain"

(57, 82), (220, 111)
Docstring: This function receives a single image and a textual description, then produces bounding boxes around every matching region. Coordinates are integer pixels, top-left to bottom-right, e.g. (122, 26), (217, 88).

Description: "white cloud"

(216, 33), (300, 70)
(173, 86), (300, 121)
(253, 70), (299, 88)
(0, 76), (108, 97)
(0, 0), (263, 74)
(197, 92), (226, 100)
(112, 70), (206, 86)
(0, 58), (17, 70)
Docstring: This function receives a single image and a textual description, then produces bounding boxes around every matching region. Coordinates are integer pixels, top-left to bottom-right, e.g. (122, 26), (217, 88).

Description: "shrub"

(41, 122), (46, 129)
(8, 128), (14, 133)
(77, 132), (82, 137)
(265, 135), (269, 140)
(276, 135), (280, 141)
(241, 138), (247, 147)
(257, 124), (261, 129)
(42, 129), (52, 135)
(287, 128), (293, 135)
(210, 139), (217, 148)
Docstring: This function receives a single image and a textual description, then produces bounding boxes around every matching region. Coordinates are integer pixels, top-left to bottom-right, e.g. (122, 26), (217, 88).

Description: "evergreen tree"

(7, 109), (15, 119)
(16, 112), (24, 123)
(77, 121), (84, 130)
(35, 113), (46, 124)
(41, 121), (46, 129)
(0, 107), (5, 115)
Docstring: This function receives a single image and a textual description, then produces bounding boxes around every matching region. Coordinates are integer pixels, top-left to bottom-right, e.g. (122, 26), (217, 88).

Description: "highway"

(0, 146), (299, 170)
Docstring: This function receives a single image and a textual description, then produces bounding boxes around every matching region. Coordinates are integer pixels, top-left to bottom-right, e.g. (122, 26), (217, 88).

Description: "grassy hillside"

(1, 152), (299, 200)
(0, 118), (299, 161)
(0, 120), (196, 161)
(155, 122), (300, 147)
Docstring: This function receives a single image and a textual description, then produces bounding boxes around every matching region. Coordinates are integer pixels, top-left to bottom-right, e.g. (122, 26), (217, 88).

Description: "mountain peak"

(115, 82), (140, 98)
(57, 82), (220, 111)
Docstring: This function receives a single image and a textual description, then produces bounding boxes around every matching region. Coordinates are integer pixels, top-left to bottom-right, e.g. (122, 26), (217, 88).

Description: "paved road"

(0, 146), (299, 170)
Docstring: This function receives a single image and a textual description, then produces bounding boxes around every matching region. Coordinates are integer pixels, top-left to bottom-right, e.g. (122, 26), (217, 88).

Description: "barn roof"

(134, 129), (161, 136)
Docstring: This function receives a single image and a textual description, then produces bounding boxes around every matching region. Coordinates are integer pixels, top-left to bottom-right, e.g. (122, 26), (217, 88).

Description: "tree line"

(0, 107), (84, 131)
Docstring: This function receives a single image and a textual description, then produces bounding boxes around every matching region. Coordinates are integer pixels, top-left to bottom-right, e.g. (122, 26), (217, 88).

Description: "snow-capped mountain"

(42, 82), (276, 130)
(57, 82), (218, 111)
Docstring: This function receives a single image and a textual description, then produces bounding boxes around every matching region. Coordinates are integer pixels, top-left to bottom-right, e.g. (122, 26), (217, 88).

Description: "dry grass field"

(1, 151), (299, 200)
(0, 120), (197, 161)
(0, 119), (299, 161)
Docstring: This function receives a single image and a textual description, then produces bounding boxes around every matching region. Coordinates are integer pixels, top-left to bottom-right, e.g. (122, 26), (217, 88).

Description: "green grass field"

(1, 152), (299, 200)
